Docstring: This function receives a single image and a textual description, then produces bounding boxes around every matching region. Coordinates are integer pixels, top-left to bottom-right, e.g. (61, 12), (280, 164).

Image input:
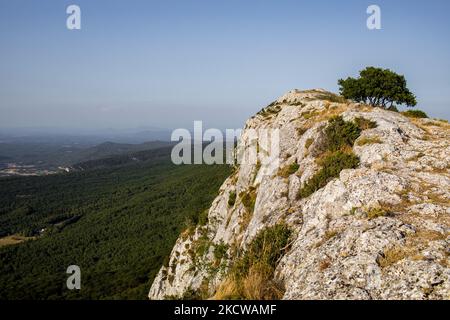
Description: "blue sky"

(1, 0), (449, 130)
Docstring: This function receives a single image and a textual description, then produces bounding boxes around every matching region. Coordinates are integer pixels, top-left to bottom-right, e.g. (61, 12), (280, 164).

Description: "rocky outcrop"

(149, 89), (450, 300)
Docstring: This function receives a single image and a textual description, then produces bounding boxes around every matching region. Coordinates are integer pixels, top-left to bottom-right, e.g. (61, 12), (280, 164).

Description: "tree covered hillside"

(0, 149), (231, 299)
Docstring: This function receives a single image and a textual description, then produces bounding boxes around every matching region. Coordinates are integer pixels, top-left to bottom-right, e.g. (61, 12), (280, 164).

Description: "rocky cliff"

(149, 89), (450, 300)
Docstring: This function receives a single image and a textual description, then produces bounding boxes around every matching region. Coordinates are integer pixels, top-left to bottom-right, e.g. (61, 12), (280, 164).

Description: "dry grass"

(298, 104), (349, 125)
(278, 162), (300, 178)
(315, 92), (349, 104)
(296, 126), (309, 136)
(315, 229), (340, 248)
(356, 136), (383, 146)
(214, 266), (285, 300)
(324, 229), (339, 240)
(239, 187), (257, 213)
(305, 138), (314, 149)
(410, 119), (438, 140)
(319, 258), (332, 271)
(377, 224), (448, 269)
(242, 266), (284, 300)
(425, 192), (449, 205)
(356, 104), (376, 112)
(240, 210), (253, 232)
(377, 246), (409, 268)
(355, 117), (378, 130)
(440, 256), (449, 268)
(214, 224), (291, 300)
(407, 152), (425, 162)
(214, 278), (240, 300)
(286, 207), (296, 215)
(229, 170), (239, 184)
(238, 187), (258, 231)
(369, 195), (412, 218)
(423, 121), (443, 127)
(412, 229), (447, 243)
(367, 206), (390, 220)
(427, 166), (450, 175)
(242, 268), (266, 300)
(314, 105), (349, 123)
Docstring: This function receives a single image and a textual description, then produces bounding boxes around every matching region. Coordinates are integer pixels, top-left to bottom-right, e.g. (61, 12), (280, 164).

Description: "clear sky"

(1, 0), (449, 131)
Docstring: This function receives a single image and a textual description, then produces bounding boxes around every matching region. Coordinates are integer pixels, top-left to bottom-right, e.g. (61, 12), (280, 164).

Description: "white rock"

(149, 89), (450, 300)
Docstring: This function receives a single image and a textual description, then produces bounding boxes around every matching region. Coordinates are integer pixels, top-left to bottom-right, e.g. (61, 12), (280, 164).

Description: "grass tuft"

(278, 162), (300, 178)
(366, 206), (390, 220)
(239, 187), (257, 213)
(354, 117), (377, 130)
(215, 224), (292, 300)
(356, 136), (383, 146)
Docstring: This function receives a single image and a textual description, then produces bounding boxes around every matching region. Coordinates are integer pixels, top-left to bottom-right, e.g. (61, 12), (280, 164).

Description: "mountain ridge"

(149, 89), (450, 300)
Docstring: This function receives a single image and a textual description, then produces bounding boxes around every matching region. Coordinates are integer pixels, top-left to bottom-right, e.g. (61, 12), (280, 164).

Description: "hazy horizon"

(1, 0), (450, 131)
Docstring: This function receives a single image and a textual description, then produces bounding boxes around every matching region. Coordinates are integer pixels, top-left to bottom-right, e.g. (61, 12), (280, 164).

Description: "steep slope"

(149, 89), (450, 300)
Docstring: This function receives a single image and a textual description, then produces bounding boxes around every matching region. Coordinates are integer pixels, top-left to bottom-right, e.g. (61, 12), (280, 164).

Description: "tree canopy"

(338, 67), (417, 109)
(0, 152), (231, 299)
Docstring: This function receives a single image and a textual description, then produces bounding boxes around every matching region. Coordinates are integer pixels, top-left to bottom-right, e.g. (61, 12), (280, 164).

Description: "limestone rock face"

(149, 89), (450, 300)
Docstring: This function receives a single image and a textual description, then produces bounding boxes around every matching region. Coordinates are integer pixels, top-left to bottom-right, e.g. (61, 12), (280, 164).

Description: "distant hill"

(0, 140), (174, 170)
(72, 145), (174, 171)
(72, 141), (173, 165)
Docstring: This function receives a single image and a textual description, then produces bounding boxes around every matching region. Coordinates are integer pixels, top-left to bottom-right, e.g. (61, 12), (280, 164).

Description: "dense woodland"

(0, 148), (231, 299)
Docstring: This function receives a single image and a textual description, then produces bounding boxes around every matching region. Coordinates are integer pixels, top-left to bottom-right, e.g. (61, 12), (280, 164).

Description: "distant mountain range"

(72, 143), (175, 171)
(0, 140), (174, 172)
(0, 127), (173, 145)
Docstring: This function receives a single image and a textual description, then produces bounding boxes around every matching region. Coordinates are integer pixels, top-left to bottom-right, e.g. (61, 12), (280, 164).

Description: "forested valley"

(0, 147), (231, 299)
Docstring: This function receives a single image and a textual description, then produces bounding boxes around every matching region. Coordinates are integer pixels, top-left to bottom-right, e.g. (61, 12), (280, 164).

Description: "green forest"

(0, 148), (231, 299)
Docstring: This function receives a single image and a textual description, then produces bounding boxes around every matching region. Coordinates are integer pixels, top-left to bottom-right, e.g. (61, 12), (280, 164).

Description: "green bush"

(232, 224), (292, 279)
(323, 116), (361, 152)
(198, 209), (209, 226)
(288, 163), (300, 174)
(228, 191), (236, 207)
(278, 162), (300, 178)
(402, 109), (428, 119)
(298, 151), (360, 199)
(192, 234), (212, 263)
(257, 102), (282, 117)
(239, 187), (257, 213)
(297, 116), (361, 199)
(214, 242), (229, 261)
